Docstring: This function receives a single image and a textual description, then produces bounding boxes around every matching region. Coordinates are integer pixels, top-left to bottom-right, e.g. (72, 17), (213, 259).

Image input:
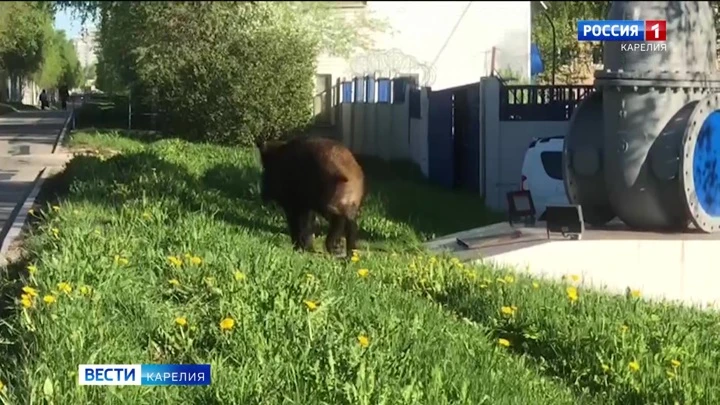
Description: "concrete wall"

(480, 77), (570, 212)
(336, 80), (429, 174)
(3, 75), (40, 106)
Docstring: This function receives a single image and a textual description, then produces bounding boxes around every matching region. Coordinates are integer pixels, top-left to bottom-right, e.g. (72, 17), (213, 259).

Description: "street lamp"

(539, 1), (556, 88)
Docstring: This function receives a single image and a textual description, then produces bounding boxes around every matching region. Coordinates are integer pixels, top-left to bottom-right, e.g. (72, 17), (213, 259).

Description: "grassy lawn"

(1, 128), (719, 404)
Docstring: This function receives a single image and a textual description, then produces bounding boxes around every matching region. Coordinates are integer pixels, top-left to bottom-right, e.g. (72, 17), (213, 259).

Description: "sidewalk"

(0, 109), (74, 265)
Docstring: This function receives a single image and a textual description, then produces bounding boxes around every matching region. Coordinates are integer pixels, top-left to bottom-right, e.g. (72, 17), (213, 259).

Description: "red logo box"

(645, 20), (666, 41)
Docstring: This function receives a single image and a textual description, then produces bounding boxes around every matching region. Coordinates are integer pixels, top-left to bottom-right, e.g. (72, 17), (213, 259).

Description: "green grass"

(1, 128), (719, 404)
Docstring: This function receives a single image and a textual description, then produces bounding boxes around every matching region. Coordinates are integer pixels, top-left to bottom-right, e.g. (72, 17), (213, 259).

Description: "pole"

(543, 11), (556, 88)
(128, 88), (132, 131)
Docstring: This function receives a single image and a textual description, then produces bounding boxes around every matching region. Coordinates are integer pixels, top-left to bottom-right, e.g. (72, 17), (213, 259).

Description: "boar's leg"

(284, 208), (302, 250)
(325, 214), (345, 255)
(344, 218), (359, 257)
(298, 211), (316, 252)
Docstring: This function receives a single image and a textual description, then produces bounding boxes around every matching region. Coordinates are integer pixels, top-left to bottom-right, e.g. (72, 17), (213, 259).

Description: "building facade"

(313, 1), (532, 124)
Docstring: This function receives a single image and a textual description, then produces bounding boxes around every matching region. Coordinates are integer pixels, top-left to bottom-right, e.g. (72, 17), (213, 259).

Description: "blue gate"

(428, 89), (454, 188)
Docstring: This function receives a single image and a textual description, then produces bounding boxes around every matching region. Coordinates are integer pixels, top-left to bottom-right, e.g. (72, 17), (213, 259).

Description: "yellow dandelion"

(57, 282), (72, 294)
(142, 211), (152, 220)
(670, 359), (681, 368)
(189, 256), (202, 266)
(630, 289), (641, 298)
(43, 295), (57, 305)
(168, 278), (180, 287)
(504, 275), (515, 284)
(28, 208), (35, 216)
(498, 338), (511, 347)
(566, 286), (579, 302)
(620, 324), (629, 333)
(357, 268), (369, 278)
(628, 361), (640, 372)
(666, 371), (676, 379)
(52, 205), (60, 212)
(27, 265), (38, 274)
(500, 306), (516, 316)
(303, 300), (319, 311)
(219, 317), (235, 331)
(234, 271), (246, 281)
(114, 255), (129, 266)
(570, 274), (581, 283)
(168, 256), (183, 268)
(357, 334), (370, 348)
(51, 228), (59, 237)
(601, 364), (610, 373)
(175, 317), (188, 327)
(350, 255), (360, 263)
(532, 281), (540, 289)
(22, 286), (38, 297)
(79, 285), (92, 296)
(20, 295), (33, 308)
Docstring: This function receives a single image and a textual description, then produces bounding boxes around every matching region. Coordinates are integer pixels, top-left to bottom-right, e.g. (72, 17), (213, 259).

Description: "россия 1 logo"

(577, 20), (667, 52)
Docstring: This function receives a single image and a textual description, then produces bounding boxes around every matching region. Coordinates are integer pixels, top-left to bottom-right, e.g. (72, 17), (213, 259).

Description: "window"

(540, 151), (563, 180)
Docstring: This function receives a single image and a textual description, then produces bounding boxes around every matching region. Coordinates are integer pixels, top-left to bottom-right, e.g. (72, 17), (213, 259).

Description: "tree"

(0, 2), (55, 98)
(56, 1), (389, 145)
(33, 29), (83, 91)
(0, 2), (54, 75)
(58, 33), (83, 88)
(531, 2), (609, 85)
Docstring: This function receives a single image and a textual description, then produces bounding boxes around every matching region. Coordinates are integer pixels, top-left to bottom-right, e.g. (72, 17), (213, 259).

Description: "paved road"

(0, 109), (73, 263)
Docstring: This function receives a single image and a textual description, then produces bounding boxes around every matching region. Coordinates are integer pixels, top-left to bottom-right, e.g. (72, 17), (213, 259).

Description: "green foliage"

(57, 1), (389, 145)
(33, 29), (63, 90)
(531, 2), (608, 84)
(0, 2), (55, 76)
(34, 29), (82, 90)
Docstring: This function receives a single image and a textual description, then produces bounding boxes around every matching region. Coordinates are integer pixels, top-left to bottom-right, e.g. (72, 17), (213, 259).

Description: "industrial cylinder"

(567, 1), (720, 232)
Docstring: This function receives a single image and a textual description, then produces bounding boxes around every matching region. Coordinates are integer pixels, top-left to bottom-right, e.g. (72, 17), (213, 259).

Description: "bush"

(99, 2), (317, 146)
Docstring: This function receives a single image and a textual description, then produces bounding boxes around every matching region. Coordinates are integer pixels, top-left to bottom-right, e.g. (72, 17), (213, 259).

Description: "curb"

(0, 168), (47, 266)
(0, 109), (74, 266)
(51, 109), (74, 154)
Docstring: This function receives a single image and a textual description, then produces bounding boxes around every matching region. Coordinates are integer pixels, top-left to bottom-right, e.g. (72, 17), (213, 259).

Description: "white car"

(520, 136), (569, 220)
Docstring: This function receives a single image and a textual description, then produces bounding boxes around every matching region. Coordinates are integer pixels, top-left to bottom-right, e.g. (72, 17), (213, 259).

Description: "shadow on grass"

(62, 152), (290, 237)
(69, 126), (501, 246)
(201, 163), (406, 243)
(356, 156), (503, 240)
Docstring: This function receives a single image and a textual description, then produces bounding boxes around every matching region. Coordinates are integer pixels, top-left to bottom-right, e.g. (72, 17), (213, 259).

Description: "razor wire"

(348, 48), (437, 87)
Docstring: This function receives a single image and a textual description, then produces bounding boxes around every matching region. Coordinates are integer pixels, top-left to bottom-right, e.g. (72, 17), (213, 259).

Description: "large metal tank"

(564, 1), (720, 232)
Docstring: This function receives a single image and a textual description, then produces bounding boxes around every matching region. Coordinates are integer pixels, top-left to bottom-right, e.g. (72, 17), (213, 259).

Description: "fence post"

(128, 89), (132, 131)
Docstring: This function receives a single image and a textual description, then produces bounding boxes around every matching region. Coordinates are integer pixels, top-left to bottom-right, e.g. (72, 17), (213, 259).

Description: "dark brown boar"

(256, 136), (366, 257)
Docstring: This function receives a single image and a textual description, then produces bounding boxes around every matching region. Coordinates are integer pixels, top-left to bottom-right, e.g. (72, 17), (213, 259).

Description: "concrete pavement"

(0, 109), (74, 265)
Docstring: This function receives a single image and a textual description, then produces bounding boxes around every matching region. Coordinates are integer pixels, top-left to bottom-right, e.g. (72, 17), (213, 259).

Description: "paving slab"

(0, 110), (73, 265)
